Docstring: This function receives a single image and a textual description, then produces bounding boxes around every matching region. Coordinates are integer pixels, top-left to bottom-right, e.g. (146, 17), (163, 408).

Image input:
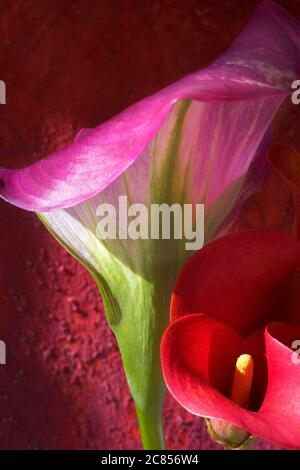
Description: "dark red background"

(0, 0), (299, 450)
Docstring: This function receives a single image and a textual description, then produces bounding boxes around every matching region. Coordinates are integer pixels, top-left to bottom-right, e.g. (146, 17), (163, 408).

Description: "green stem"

(107, 274), (171, 451)
(136, 404), (165, 450)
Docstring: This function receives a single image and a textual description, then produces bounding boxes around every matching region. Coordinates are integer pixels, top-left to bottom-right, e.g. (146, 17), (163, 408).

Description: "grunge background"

(0, 0), (299, 450)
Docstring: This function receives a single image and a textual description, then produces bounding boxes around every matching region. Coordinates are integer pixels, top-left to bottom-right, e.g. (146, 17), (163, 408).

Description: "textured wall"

(0, 0), (299, 450)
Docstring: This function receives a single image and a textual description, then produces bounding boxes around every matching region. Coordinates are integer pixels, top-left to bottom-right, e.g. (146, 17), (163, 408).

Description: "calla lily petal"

(261, 322), (300, 415)
(37, 101), (275, 280)
(0, 1), (299, 212)
(161, 314), (300, 449)
(171, 230), (300, 334)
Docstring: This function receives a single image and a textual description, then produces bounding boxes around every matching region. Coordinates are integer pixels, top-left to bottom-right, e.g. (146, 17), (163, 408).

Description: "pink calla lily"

(1, 0), (299, 215)
(1, 0), (300, 449)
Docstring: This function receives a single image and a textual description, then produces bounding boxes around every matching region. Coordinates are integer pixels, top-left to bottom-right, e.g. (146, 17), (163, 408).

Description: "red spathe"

(162, 230), (300, 449)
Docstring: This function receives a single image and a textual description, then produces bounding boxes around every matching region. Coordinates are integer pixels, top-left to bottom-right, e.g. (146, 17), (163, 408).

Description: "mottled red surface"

(0, 0), (299, 450)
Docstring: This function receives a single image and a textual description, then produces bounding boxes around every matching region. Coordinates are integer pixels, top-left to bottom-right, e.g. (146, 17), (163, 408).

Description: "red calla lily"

(161, 146), (300, 449)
